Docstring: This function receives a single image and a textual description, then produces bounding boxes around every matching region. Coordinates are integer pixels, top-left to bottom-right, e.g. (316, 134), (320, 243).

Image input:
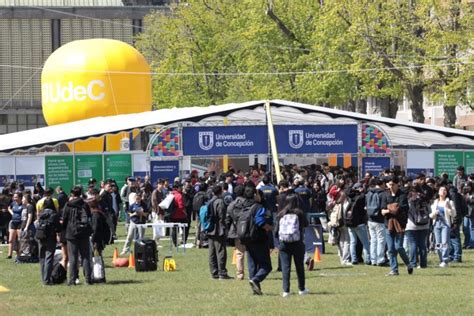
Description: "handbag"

(159, 193), (175, 210)
(387, 202), (400, 215)
(152, 217), (166, 239)
(92, 250), (106, 283)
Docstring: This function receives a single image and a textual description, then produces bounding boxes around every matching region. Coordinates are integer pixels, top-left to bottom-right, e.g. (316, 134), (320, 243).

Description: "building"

(0, 0), (170, 134)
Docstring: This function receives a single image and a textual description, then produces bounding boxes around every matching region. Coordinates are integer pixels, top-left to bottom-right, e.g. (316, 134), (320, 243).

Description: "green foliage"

(136, 0), (472, 114)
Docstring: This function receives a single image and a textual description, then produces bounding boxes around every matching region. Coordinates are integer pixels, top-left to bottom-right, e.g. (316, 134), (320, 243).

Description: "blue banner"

(183, 126), (268, 156)
(275, 125), (358, 154)
(150, 160), (180, 185)
(361, 157), (391, 177)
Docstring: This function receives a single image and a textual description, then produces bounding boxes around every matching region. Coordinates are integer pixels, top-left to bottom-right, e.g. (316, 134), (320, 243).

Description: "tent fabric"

(0, 100), (473, 153)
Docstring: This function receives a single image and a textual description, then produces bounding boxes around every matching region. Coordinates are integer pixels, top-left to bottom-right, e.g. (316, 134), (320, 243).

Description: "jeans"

(433, 220), (450, 263)
(348, 224), (370, 264)
(337, 226), (350, 264)
(463, 217), (473, 248)
(208, 236), (227, 277)
(279, 241), (305, 293)
(386, 230), (411, 272)
(38, 237), (56, 284)
(67, 238), (92, 284)
(246, 242), (272, 284)
(122, 221), (145, 253)
(449, 224), (462, 261)
(368, 221), (386, 265)
(405, 229), (429, 268)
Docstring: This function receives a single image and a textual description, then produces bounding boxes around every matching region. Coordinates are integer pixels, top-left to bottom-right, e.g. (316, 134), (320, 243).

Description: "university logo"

(289, 130), (304, 149)
(199, 131), (214, 150)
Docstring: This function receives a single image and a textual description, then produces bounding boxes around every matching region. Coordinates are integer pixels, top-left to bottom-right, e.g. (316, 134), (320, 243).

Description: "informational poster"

(75, 155), (103, 188)
(275, 125), (358, 154)
(434, 151), (464, 180)
(0, 156), (15, 190)
(104, 154), (132, 189)
(361, 157), (391, 177)
(150, 160), (180, 186)
(464, 152), (474, 175)
(183, 126), (268, 156)
(45, 156), (74, 193)
(406, 168), (434, 179)
(15, 156), (45, 190)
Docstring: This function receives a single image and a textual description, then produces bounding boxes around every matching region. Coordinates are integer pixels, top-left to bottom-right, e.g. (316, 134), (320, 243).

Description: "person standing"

(346, 183), (371, 265)
(380, 177), (413, 276)
(448, 185), (466, 263)
(430, 186), (456, 267)
(366, 178), (387, 266)
(226, 185), (246, 280)
(62, 186), (93, 286)
(275, 194), (309, 297)
(7, 192), (22, 259)
(241, 185), (273, 295)
(207, 185), (231, 280)
(169, 182), (188, 246)
(405, 188), (430, 269)
(121, 193), (148, 255)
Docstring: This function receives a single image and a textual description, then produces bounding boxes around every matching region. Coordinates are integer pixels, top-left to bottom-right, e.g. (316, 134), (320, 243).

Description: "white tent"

(0, 99), (473, 153)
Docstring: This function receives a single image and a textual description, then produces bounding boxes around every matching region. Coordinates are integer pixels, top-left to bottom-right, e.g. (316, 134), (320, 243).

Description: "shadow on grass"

(106, 280), (145, 285)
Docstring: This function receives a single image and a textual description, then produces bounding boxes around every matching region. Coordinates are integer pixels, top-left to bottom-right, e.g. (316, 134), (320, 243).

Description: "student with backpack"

(366, 178), (387, 266)
(204, 185), (232, 280)
(225, 185), (246, 280)
(62, 186), (93, 286)
(238, 185), (273, 295)
(275, 193), (309, 297)
(35, 198), (61, 285)
(346, 183), (371, 265)
(405, 187), (430, 269)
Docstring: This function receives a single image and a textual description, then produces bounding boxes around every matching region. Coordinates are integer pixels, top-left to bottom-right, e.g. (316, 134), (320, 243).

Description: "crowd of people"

(0, 163), (473, 296)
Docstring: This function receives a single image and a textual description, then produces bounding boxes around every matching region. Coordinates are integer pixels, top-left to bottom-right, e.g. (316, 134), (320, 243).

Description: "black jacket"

(346, 192), (367, 227)
(380, 189), (409, 229)
(62, 197), (92, 241)
(91, 209), (111, 250)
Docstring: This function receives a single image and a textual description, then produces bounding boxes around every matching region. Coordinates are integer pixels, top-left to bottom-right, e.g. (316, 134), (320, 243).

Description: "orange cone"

(128, 251), (136, 269)
(112, 248), (118, 264)
(313, 246), (321, 263)
(232, 248), (237, 265)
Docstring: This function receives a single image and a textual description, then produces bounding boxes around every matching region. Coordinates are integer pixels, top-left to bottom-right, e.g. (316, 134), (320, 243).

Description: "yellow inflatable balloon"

(41, 39), (152, 126)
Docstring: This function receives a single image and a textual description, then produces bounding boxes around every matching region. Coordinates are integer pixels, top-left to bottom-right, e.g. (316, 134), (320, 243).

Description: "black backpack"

(51, 262), (67, 284)
(70, 206), (92, 238)
(35, 209), (57, 241)
(409, 198), (430, 226)
(236, 203), (259, 243)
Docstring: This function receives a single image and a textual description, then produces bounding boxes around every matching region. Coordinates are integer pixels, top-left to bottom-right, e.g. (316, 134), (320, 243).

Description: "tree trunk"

(407, 84), (425, 123)
(443, 106), (456, 128)
(356, 99), (367, 114)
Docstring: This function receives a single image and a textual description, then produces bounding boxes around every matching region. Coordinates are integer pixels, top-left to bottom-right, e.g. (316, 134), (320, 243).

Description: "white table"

(136, 222), (188, 253)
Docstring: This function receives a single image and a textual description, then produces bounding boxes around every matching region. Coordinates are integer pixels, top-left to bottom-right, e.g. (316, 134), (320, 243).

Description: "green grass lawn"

(0, 228), (473, 315)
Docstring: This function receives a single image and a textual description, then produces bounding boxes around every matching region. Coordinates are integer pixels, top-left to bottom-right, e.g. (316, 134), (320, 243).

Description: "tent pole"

(265, 101), (282, 183)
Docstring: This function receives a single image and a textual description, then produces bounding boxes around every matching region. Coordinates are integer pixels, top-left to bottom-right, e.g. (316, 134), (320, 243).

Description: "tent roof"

(0, 99), (473, 153)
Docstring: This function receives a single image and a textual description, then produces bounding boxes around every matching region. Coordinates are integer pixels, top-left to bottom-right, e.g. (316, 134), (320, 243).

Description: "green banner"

(464, 152), (474, 175)
(435, 151), (464, 180)
(104, 154), (132, 188)
(75, 155), (103, 188)
(45, 156), (74, 193)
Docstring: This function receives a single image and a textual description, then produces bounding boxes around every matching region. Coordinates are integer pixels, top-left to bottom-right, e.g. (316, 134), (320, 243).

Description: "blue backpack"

(199, 199), (215, 232)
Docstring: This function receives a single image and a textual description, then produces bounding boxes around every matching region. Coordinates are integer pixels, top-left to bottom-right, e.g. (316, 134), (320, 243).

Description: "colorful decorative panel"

(150, 127), (181, 157)
(361, 123), (391, 154)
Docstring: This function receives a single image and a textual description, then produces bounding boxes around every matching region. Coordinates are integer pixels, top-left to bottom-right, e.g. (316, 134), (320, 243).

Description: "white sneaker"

(298, 289), (309, 296)
(75, 278), (80, 285)
(439, 262), (448, 268)
(282, 292), (290, 298)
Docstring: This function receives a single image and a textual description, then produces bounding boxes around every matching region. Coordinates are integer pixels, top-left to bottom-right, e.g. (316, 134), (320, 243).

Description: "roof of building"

(0, 99), (472, 153)
(0, 0), (167, 7)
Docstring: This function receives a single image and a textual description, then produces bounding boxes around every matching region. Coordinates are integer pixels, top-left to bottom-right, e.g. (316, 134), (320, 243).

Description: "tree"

(135, 0), (472, 127)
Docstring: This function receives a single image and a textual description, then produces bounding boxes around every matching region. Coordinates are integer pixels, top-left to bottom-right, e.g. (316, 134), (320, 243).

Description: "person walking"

(430, 186), (456, 267)
(275, 194), (309, 297)
(381, 177), (413, 276)
(225, 185), (246, 280)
